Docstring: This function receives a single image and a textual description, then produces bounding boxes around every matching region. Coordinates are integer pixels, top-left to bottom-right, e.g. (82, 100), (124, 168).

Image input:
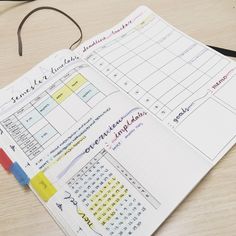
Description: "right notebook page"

(76, 5), (236, 163)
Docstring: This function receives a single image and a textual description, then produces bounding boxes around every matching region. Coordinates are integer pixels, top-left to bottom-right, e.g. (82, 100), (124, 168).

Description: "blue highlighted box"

(10, 162), (30, 186)
(34, 124), (57, 145)
(21, 109), (42, 129)
(77, 83), (99, 102)
(36, 97), (57, 116)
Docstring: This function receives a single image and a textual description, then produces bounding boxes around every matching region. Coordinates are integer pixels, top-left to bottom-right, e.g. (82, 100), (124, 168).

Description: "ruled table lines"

(1, 67), (109, 159)
(85, 16), (230, 121)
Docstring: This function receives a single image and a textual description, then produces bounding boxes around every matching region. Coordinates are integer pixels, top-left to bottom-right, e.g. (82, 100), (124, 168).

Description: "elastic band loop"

(17, 6), (83, 56)
(208, 45), (236, 58)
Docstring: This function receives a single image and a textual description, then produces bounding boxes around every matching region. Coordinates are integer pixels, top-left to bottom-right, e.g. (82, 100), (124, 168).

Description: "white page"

(0, 48), (212, 236)
(75, 5), (236, 163)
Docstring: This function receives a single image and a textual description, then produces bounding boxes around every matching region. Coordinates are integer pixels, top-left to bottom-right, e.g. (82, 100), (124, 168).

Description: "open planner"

(0, 5), (236, 236)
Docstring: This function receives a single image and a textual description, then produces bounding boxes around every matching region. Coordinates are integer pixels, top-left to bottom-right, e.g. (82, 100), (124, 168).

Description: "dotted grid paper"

(84, 15), (230, 122)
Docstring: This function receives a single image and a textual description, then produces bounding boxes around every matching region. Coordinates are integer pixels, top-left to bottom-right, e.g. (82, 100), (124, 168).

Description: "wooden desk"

(0, 0), (235, 235)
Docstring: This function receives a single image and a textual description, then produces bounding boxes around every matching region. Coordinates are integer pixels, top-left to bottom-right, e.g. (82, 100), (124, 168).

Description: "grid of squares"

(85, 16), (230, 121)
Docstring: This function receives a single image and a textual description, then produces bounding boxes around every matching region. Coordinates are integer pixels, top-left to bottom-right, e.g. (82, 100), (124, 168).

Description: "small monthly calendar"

(66, 149), (160, 235)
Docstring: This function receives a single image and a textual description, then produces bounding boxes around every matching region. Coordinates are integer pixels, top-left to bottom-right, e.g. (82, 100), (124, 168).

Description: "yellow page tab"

(30, 171), (57, 202)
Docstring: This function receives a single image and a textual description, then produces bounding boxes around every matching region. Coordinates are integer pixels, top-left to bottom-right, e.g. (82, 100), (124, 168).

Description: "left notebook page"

(0, 49), (115, 235)
(0, 49), (212, 236)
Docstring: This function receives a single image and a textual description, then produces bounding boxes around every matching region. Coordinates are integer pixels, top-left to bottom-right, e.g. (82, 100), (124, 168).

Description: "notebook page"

(0, 49), (212, 236)
(0, 49), (87, 235)
(76, 6), (236, 163)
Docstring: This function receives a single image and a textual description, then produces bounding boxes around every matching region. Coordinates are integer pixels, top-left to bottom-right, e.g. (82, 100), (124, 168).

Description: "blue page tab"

(10, 162), (30, 186)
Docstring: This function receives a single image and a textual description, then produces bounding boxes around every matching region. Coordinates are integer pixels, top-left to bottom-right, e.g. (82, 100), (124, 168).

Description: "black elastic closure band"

(17, 6), (83, 56)
(14, 3), (236, 58)
(208, 45), (236, 58)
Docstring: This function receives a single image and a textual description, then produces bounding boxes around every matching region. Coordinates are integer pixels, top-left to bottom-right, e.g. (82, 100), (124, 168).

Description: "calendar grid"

(67, 149), (160, 235)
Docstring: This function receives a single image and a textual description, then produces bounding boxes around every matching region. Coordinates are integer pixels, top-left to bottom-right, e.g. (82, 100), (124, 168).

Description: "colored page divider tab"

(0, 148), (13, 171)
(30, 171), (57, 202)
(66, 74), (87, 92)
(10, 162), (30, 186)
(52, 86), (72, 104)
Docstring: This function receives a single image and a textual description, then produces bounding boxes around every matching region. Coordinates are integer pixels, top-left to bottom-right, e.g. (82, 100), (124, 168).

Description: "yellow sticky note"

(30, 172), (57, 202)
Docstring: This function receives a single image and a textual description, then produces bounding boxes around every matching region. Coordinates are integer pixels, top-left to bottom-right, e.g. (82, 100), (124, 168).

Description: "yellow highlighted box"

(30, 171), (57, 202)
(95, 188), (127, 223)
(52, 86), (72, 104)
(66, 74), (87, 92)
(90, 181), (122, 211)
(90, 181), (118, 210)
(90, 177), (116, 203)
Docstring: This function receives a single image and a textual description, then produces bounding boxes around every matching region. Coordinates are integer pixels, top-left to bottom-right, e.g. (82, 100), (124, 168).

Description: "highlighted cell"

(36, 97), (57, 116)
(77, 83), (99, 102)
(52, 86), (72, 104)
(30, 171), (57, 202)
(66, 74), (87, 92)
(33, 124), (57, 145)
(21, 109), (42, 129)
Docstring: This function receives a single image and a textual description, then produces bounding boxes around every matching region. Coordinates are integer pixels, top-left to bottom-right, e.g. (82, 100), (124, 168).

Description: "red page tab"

(0, 148), (13, 171)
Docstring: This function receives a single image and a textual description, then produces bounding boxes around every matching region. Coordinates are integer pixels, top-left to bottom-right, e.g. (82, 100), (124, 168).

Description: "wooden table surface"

(0, 0), (235, 235)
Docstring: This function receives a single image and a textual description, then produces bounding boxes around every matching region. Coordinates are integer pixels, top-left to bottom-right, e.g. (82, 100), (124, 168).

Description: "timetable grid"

(2, 113), (44, 160)
(85, 16), (230, 121)
(1, 68), (108, 160)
